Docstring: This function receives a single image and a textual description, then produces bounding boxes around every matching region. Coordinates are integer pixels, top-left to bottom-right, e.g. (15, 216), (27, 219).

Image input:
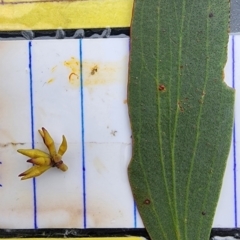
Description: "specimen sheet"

(0, 36), (239, 229)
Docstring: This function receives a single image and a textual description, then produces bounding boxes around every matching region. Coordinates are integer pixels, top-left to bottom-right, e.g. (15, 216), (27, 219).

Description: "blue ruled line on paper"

(232, 35), (237, 228)
(79, 39), (87, 228)
(134, 201), (137, 228)
(28, 41), (38, 229)
(0, 161), (2, 187)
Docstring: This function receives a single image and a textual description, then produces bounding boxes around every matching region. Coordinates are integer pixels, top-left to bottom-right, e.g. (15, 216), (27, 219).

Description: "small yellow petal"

(41, 127), (57, 156)
(58, 135), (67, 156)
(17, 149), (49, 158)
(38, 129), (44, 138)
(20, 165), (51, 180)
(19, 166), (37, 177)
(27, 157), (51, 166)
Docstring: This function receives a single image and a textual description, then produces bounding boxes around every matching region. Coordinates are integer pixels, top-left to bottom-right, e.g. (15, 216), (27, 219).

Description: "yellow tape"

(0, 0), (134, 31)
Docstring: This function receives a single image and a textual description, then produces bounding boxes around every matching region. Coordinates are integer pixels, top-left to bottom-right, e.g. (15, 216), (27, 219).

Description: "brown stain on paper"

(69, 73), (79, 85)
(0, 142), (25, 148)
(87, 202), (124, 227)
(83, 61), (118, 87)
(64, 57), (80, 87)
(37, 197), (118, 228)
(46, 57), (124, 88)
(38, 205), (83, 228)
(91, 65), (98, 75)
(7, 201), (83, 228)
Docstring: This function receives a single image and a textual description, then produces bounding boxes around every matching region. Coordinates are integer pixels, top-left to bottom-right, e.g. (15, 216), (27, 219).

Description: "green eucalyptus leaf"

(128, 0), (235, 240)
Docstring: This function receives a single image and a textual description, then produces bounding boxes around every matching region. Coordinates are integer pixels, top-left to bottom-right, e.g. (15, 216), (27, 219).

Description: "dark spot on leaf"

(209, 13), (214, 18)
(202, 211), (206, 215)
(158, 84), (166, 92)
(178, 101), (184, 112)
(180, 65), (184, 69)
(144, 199), (151, 205)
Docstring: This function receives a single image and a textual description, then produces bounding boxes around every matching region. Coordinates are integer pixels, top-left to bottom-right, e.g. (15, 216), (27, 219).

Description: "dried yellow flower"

(18, 127), (68, 180)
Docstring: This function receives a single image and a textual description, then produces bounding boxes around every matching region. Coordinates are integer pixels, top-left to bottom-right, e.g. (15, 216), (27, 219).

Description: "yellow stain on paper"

(47, 78), (54, 84)
(62, 57), (121, 87)
(0, 0), (134, 31)
(64, 57), (80, 87)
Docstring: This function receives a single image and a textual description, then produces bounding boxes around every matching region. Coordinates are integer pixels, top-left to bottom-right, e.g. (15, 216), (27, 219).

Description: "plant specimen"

(128, 0), (234, 239)
(18, 127), (68, 180)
